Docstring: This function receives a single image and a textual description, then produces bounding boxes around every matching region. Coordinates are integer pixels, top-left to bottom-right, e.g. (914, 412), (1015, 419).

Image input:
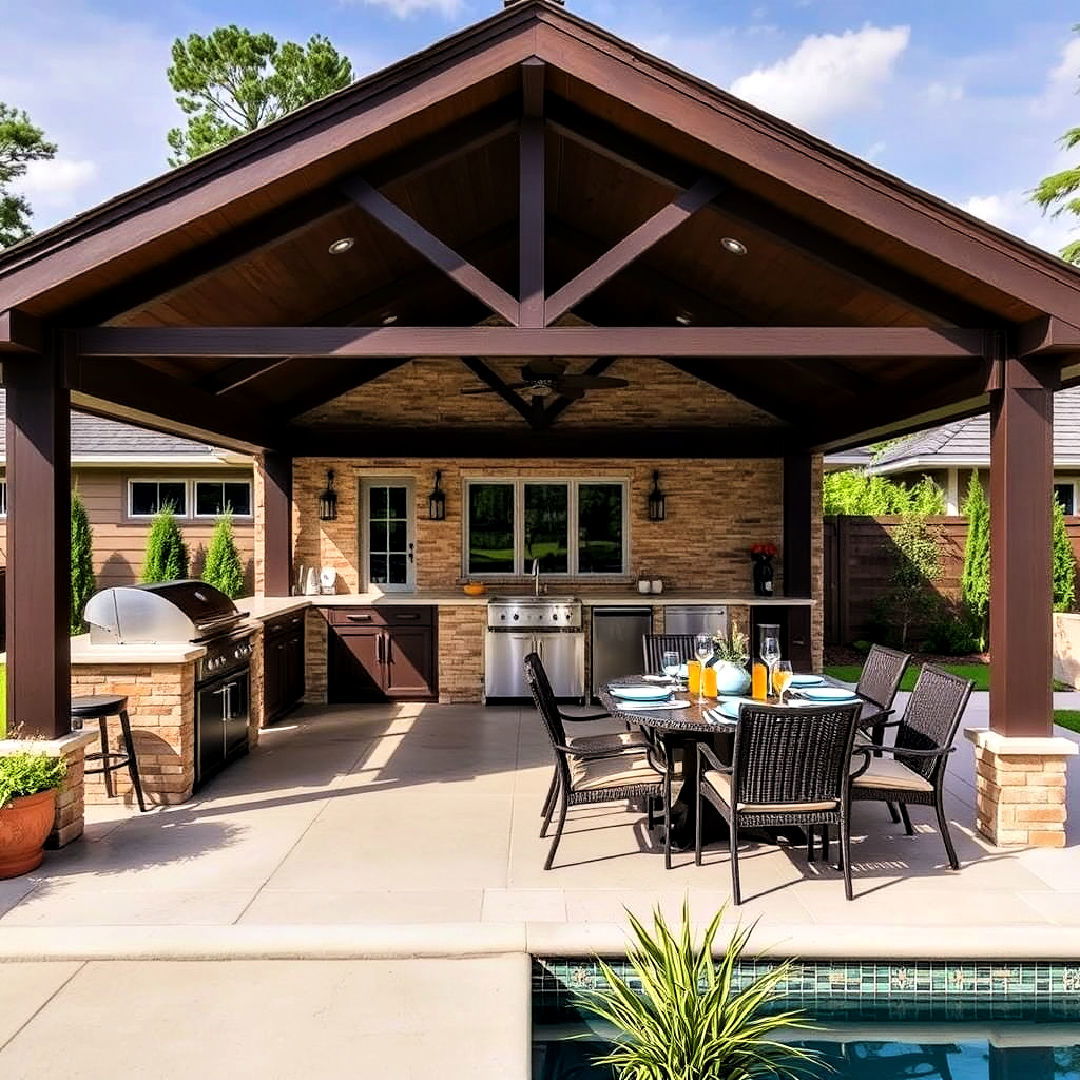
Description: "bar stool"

(71, 695), (148, 812)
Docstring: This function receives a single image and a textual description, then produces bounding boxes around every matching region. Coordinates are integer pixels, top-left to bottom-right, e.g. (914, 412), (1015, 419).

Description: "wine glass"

(760, 630), (781, 698)
(661, 650), (681, 687)
(694, 633), (713, 705)
(773, 660), (793, 705)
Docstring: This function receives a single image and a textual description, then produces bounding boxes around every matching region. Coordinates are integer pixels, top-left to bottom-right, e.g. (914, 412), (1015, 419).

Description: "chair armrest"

(697, 741), (731, 774)
(875, 744), (956, 760)
(556, 743), (632, 760)
(559, 711), (611, 723)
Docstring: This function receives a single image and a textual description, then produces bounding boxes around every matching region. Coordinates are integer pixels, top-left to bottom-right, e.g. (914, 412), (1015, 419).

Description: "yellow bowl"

(462, 583), (487, 596)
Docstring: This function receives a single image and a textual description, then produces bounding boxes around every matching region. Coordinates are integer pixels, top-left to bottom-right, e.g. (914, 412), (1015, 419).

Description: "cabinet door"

(384, 627), (435, 699)
(538, 633), (585, 699)
(328, 627), (387, 702)
(286, 629), (306, 707)
(264, 636), (287, 720)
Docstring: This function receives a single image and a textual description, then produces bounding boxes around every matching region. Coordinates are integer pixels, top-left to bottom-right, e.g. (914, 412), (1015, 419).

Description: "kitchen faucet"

(532, 558), (541, 597)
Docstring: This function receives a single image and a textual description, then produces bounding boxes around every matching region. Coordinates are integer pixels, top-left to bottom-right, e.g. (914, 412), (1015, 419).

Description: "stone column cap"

(965, 727), (1079, 757)
(0, 731), (98, 757)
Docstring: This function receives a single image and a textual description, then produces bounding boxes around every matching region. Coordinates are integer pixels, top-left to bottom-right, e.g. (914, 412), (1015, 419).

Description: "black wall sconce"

(648, 470), (665, 522)
(428, 470), (446, 521)
(319, 469), (338, 522)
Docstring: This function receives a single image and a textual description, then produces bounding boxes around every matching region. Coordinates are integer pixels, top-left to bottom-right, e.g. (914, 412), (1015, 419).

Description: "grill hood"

(84, 581), (245, 644)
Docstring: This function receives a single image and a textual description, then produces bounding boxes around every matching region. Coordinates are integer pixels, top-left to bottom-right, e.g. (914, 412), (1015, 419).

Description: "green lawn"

(1055, 711), (1080, 734)
(826, 663), (1073, 693)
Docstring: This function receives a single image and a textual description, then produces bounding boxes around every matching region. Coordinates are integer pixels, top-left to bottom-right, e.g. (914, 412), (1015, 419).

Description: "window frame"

(127, 478), (191, 520)
(463, 477), (629, 578)
(0, 479), (7, 518)
(1055, 481), (1078, 517)
(192, 479), (253, 520)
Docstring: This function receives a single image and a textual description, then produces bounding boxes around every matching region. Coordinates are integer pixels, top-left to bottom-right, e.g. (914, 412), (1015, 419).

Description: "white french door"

(362, 479), (415, 593)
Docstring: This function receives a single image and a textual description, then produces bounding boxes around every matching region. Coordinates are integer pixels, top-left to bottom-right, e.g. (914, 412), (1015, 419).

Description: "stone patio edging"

(2, 922), (1080, 962)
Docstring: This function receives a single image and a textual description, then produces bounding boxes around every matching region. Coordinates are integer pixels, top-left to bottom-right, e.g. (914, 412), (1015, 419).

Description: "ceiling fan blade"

(460, 382), (529, 395)
(555, 385), (586, 401)
(522, 358), (567, 378)
(556, 375), (631, 391)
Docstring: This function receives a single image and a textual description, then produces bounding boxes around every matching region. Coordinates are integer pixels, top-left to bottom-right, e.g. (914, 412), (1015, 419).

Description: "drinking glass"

(773, 661), (793, 705)
(694, 634), (713, 704)
(759, 625), (781, 698)
(661, 650), (681, 687)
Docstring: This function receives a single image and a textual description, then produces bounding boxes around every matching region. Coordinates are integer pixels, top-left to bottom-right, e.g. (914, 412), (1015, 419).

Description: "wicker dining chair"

(642, 633), (698, 673)
(856, 644), (912, 739)
(849, 665), (974, 871)
(695, 700), (863, 903)
(525, 652), (671, 871)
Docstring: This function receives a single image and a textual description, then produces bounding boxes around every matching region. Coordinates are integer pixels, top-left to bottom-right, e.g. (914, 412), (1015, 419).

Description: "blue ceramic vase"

(710, 659), (751, 695)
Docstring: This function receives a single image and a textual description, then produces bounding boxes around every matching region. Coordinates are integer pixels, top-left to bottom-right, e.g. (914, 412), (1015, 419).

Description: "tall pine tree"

(202, 513), (246, 598)
(1053, 494), (1077, 613)
(960, 471), (990, 652)
(70, 490), (96, 635)
(141, 505), (189, 583)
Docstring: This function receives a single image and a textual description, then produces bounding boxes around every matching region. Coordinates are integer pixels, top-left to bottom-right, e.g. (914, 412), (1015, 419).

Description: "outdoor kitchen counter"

(69, 634), (207, 664)
(241, 592), (816, 609)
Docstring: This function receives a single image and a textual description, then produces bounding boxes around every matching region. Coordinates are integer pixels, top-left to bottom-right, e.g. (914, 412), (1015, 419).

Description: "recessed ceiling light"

(720, 236), (748, 256)
(328, 237), (355, 255)
(381, 313), (399, 325)
(675, 313), (693, 326)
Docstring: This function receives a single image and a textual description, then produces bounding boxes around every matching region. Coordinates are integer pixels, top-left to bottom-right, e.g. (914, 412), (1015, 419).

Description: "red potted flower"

(749, 543), (778, 597)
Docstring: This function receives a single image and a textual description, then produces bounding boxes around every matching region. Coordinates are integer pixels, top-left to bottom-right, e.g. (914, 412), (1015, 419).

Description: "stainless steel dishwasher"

(591, 606), (654, 699)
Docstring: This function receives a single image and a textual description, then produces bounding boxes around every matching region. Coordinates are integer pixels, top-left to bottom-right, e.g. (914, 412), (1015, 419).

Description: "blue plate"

(790, 674), (825, 687)
(800, 686), (859, 702)
(714, 700), (741, 720)
(610, 685), (673, 702)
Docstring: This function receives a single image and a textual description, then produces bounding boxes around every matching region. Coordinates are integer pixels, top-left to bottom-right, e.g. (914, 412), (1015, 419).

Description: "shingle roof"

(863, 386), (1080, 471)
(0, 392), (226, 459)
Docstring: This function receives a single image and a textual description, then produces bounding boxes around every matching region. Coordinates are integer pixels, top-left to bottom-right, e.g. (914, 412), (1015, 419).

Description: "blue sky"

(5, 0), (1080, 255)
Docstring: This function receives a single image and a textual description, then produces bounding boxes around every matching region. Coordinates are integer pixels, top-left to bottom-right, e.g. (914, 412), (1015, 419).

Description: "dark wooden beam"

(68, 357), (277, 453)
(258, 451), (292, 598)
(0, 309), (43, 354)
(61, 102), (519, 328)
(199, 358), (293, 395)
(538, 358), (614, 427)
(1016, 315), (1080, 357)
(547, 100), (999, 328)
(77, 325), (992, 360)
(342, 177), (520, 326)
(287, 425), (806, 458)
(519, 60), (546, 328)
(460, 356), (539, 427)
(5, 339), (71, 737)
(544, 177), (722, 325)
(989, 356), (1054, 737)
(783, 453), (813, 598)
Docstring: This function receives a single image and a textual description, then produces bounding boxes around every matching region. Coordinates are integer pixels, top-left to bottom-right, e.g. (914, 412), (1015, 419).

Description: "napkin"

(617, 699), (692, 711)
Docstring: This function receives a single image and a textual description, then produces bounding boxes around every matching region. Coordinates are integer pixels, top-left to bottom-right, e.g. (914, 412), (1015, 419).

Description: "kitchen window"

(128, 479), (252, 519)
(129, 480), (188, 518)
(465, 479), (627, 576)
(194, 481), (252, 518)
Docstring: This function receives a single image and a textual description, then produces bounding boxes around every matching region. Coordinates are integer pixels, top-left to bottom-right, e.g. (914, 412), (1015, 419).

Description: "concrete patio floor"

(1, 693), (1079, 933)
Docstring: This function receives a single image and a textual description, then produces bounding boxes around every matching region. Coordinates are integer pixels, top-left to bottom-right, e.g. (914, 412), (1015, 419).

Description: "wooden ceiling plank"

(544, 176), (722, 325)
(342, 176), (520, 326)
(519, 60), (546, 328)
(76, 324), (993, 360)
(547, 101), (998, 328)
(460, 356), (540, 426)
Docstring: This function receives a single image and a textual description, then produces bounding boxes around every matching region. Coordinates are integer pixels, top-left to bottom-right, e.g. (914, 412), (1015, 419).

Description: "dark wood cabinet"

(326, 606), (437, 702)
(749, 604), (813, 671)
(263, 612), (306, 723)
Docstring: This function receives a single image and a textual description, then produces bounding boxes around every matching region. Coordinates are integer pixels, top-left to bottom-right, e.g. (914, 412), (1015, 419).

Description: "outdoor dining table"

(596, 674), (886, 852)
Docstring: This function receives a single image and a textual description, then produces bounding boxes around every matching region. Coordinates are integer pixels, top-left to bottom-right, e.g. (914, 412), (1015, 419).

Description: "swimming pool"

(533, 958), (1080, 1078)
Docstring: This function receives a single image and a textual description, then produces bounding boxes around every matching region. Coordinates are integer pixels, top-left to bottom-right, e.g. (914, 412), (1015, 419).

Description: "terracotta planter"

(0, 789), (57, 879)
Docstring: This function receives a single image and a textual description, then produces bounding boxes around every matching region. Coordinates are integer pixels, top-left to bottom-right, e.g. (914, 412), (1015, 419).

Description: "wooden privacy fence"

(824, 516), (1080, 644)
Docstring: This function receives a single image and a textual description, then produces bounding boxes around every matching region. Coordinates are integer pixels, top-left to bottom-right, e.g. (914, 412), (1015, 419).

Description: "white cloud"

(925, 81), (963, 106)
(343, 0), (465, 18)
(961, 190), (1079, 256)
(730, 24), (910, 128)
(15, 157), (97, 210)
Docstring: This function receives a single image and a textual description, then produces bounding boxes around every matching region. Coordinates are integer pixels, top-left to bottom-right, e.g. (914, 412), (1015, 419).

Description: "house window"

(0, 480), (7, 518)
(129, 480), (188, 517)
(1055, 483), (1077, 516)
(194, 481), (252, 518)
(465, 479), (627, 576)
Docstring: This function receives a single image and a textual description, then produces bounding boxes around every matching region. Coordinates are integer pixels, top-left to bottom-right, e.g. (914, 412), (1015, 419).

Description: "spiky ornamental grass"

(575, 902), (820, 1080)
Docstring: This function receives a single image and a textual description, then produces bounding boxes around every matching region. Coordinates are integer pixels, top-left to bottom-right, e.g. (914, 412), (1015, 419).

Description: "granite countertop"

(70, 635), (207, 664)
(252, 592), (816, 608)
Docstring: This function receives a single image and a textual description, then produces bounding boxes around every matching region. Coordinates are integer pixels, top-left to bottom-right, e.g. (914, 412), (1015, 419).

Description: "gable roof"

(866, 387), (1080, 473)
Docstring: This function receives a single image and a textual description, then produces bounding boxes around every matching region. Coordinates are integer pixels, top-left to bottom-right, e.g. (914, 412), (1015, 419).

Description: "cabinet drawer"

(265, 611), (307, 638)
(323, 606), (434, 628)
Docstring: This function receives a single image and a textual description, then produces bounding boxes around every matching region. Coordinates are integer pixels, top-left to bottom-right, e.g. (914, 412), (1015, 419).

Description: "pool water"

(533, 959), (1080, 1078)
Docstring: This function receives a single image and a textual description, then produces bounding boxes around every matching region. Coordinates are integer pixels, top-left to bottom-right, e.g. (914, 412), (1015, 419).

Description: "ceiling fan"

(460, 358), (629, 401)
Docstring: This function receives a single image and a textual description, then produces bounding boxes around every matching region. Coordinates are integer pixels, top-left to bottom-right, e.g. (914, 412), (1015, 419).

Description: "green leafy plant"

(141, 504), (189, 583)
(70, 490), (96, 635)
(201, 512), (246, 598)
(881, 513), (943, 648)
(0, 752), (66, 807)
(823, 468), (944, 517)
(575, 902), (818, 1080)
(960, 471), (990, 652)
(0, 102), (57, 247)
(712, 620), (749, 665)
(167, 26), (353, 165)
(920, 605), (981, 657)
(1053, 495), (1077, 613)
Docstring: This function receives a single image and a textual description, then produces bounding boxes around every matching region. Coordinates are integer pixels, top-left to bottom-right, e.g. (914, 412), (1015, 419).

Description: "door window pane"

(367, 484), (410, 586)
(578, 483), (624, 574)
(130, 481), (187, 517)
(524, 483), (568, 573)
(468, 484), (515, 574)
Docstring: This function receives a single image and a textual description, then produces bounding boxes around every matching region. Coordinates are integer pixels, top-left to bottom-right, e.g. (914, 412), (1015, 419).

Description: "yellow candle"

(687, 660), (701, 697)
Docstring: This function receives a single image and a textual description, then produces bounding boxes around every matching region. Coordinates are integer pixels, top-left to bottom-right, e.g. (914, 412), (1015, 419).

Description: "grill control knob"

(513, 613), (519, 620)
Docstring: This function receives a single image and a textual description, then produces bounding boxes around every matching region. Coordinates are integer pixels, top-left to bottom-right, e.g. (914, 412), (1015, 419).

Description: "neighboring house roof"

(824, 446), (873, 470)
(0, 392), (248, 466)
(828, 387), (1080, 474)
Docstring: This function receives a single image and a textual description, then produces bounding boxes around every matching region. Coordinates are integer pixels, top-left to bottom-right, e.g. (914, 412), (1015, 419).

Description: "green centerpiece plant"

(710, 621), (751, 695)
(575, 901), (819, 1080)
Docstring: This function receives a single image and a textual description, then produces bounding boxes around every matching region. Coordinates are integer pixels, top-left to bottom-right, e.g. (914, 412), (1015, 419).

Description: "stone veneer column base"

(965, 728), (1078, 848)
(0, 732), (98, 848)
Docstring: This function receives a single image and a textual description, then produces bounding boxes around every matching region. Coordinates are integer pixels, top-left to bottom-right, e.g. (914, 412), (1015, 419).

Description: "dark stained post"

(989, 355), (1057, 737)
(783, 452), (813, 670)
(5, 337), (71, 737)
(258, 452), (292, 597)
(519, 58), (545, 328)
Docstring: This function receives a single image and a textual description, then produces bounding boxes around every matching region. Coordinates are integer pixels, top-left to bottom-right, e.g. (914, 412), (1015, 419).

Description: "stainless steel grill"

(84, 581), (246, 645)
